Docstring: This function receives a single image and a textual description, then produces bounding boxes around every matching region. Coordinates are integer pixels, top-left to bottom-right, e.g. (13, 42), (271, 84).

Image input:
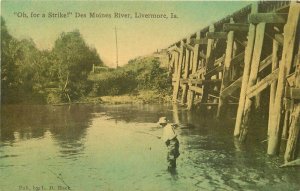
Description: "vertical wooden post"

(284, 105), (300, 162)
(172, 104), (180, 124)
(234, 3), (258, 137)
(168, 52), (175, 75)
(171, 52), (176, 71)
(284, 45), (300, 163)
(255, 76), (261, 109)
(231, 41), (238, 80)
(174, 51), (179, 76)
(217, 18), (235, 118)
(186, 48), (194, 109)
(268, 39), (279, 135)
(268, 2), (300, 155)
(282, 98), (291, 139)
(202, 25), (215, 104)
(187, 31), (201, 110)
(189, 50), (194, 71)
(206, 25), (215, 71)
(171, 51), (179, 95)
(181, 39), (191, 104)
(239, 22), (266, 142)
(172, 41), (185, 103)
(186, 86), (192, 109)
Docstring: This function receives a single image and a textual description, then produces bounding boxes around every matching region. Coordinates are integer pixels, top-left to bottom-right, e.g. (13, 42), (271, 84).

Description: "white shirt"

(163, 124), (177, 143)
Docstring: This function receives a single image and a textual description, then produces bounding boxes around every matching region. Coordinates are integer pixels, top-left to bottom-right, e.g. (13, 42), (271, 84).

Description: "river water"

(1, 104), (299, 191)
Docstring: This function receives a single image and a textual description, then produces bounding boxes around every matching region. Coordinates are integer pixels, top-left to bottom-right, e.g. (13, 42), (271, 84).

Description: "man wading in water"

(158, 117), (180, 171)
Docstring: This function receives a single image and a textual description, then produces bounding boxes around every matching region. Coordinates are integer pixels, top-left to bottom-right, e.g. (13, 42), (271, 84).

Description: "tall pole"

(115, 26), (119, 68)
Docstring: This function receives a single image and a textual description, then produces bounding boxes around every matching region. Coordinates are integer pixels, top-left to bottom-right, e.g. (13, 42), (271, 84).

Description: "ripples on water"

(1, 104), (299, 191)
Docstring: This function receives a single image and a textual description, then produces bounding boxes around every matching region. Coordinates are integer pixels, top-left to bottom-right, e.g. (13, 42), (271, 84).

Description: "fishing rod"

(48, 168), (71, 190)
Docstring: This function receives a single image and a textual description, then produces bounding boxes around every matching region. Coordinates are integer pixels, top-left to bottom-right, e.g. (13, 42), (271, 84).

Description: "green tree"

(1, 17), (18, 103)
(1, 18), (103, 104)
(51, 30), (103, 102)
(2, 17), (50, 103)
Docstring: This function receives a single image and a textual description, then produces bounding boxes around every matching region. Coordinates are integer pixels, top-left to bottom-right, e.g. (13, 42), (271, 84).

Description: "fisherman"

(158, 117), (180, 171)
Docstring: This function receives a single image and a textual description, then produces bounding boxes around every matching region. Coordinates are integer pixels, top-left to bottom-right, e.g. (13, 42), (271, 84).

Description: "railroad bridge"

(163, 1), (300, 164)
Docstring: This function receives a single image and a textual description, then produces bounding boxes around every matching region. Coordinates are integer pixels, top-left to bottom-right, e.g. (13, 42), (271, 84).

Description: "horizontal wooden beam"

(190, 38), (208, 45)
(200, 103), (238, 106)
(206, 32), (227, 39)
(248, 13), (288, 24)
(200, 103), (219, 106)
(189, 68), (206, 78)
(223, 23), (249, 32)
(285, 87), (300, 100)
(179, 79), (222, 85)
(189, 86), (203, 94)
(246, 68), (279, 99)
(220, 77), (242, 98)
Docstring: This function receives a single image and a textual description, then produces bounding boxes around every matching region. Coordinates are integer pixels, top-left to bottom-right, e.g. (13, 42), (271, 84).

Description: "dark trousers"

(167, 137), (180, 169)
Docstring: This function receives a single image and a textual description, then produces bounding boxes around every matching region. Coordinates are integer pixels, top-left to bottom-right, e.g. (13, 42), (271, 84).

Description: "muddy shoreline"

(52, 90), (172, 105)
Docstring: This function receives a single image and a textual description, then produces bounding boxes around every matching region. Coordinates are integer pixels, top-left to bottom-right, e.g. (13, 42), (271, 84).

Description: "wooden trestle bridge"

(164, 1), (300, 164)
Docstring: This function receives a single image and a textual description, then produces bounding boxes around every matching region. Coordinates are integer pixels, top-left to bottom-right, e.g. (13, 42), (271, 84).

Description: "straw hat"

(158, 117), (168, 124)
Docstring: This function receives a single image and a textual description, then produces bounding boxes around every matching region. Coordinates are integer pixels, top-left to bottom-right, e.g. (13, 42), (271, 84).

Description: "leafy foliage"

(1, 17), (103, 104)
(1, 18), (47, 103)
(91, 57), (172, 97)
(1, 17), (171, 104)
(51, 30), (103, 102)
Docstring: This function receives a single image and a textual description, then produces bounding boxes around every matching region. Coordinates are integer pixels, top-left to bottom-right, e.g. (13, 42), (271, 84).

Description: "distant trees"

(92, 69), (137, 96)
(134, 59), (171, 91)
(1, 17), (103, 104)
(91, 57), (172, 96)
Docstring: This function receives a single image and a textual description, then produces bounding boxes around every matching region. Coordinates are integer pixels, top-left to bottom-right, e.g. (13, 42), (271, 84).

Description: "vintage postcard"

(1, 1), (300, 191)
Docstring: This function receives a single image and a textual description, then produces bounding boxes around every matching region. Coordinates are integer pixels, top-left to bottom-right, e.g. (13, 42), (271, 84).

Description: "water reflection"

(1, 105), (91, 158)
(1, 105), (49, 142)
(0, 104), (299, 191)
(97, 104), (171, 123)
(169, 104), (300, 190)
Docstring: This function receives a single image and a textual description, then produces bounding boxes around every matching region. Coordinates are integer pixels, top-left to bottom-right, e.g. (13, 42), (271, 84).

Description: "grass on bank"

(83, 90), (172, 104)
(87, 56), (172, 104)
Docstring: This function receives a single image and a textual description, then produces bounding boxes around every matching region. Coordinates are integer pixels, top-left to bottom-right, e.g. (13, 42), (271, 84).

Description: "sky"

(1, 1), (251, 67)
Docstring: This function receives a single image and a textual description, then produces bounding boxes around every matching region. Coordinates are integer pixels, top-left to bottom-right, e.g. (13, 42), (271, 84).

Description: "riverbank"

(82, 90), (172, 104)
